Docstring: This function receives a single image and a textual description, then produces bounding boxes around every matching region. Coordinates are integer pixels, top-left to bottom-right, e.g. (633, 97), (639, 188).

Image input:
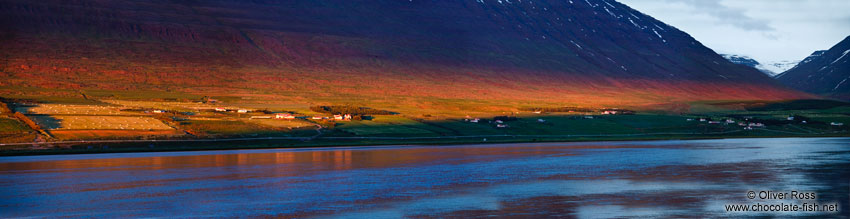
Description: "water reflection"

(0, 138), (847, 218)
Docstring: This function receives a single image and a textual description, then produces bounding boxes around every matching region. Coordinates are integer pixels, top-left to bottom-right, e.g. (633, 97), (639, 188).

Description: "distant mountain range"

(777, 36), (850, 100)
(721, 54), (799, 77)
(0, 0), (808, 113)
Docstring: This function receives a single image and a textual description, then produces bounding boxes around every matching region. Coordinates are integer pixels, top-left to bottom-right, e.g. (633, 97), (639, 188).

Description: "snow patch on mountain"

(721, 54), (799, 77)
(831, 49), (850, 65)
(758, 60), (800, 76)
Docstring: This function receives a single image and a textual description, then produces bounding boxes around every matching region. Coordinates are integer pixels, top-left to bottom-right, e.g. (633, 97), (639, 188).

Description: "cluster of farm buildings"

(690, 115), (844, 130)
(150, 107), (358, 121)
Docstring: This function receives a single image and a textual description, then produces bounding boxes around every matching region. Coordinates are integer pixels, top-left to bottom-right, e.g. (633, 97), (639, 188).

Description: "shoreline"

(2, 133), (848, 157)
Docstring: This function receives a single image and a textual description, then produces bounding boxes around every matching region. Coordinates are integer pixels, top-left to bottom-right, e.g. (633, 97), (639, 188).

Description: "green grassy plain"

(0, 118), (30, 133)
(0, 93), (848, 155)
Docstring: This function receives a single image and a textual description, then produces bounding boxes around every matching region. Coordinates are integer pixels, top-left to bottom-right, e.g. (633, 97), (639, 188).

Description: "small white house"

(537, 119), (546, 123)
(470, 118), (480, 123)
(495, 120), (504, 124)
(275, 114), (294, 119)
(215, 108), (227, 112)
(333, 115), (344, 120)
(496, 124), (509, 128)
(152, 110), (164, 114)
(237, 109), (249, 113)
(787, 116), (795, 121)
(831, 122), (844, 126)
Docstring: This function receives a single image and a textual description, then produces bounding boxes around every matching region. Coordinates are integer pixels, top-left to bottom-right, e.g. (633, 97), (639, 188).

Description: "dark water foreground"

(1, 138), (848, 218)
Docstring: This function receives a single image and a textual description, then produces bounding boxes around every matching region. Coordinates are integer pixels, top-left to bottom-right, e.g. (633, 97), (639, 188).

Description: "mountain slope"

(721, 54), (771, 75)
(777, 36), (850, 100)
(0, 0), (808, 114)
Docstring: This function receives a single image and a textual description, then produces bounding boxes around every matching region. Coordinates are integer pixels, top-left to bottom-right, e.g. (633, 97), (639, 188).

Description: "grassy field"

(101, 100), (217, 111)
(0, 117), (36, 144)
(16, 104), (137, 115)
(245, 119), (315, 129)
(32, 116), (174, 130)
(178, 119), (297, 136)
(326, 114), (727, 137)
(0, 118), (30, 133)
(0, 95), (848, 155)
(49, 130), (184, 140)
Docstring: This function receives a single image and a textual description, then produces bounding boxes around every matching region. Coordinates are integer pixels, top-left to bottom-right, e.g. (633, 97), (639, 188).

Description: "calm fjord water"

(1, 138), (848, 218)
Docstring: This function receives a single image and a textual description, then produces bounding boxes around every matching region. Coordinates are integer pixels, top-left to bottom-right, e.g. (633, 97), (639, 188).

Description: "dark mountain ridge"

(0, 0), (808, 112)
(777, 36), (850, 100)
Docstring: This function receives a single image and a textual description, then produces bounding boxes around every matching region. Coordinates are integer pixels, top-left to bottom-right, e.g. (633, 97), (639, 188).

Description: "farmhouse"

(152, 110), (164, 114)
(276, 113), (295, 119)
(344, 114), (352, 120)
(215, 107), (226, 112)
(312, 116), (325, 120)
(831, 122), (844, 126)
(601, 109), (635, 115)
(237, 109), (249, 113)
(749, 123), (765, 127)
(496, 124), (509, 128)
(333, 115), (344, 120)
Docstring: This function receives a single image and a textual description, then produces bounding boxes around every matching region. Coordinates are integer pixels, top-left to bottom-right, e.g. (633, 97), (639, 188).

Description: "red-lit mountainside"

(0, 0), (809, 113)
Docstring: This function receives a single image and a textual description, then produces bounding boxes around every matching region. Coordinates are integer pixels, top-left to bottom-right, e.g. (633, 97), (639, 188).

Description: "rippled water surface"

(1, 138), (848, 218)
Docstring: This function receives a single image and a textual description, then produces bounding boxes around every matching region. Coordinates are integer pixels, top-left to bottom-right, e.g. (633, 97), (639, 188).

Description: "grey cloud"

(665, 0), (775, 31)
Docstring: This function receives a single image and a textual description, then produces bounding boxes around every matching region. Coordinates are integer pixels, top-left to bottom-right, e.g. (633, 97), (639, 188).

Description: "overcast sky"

(617, 0), (850, 63)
